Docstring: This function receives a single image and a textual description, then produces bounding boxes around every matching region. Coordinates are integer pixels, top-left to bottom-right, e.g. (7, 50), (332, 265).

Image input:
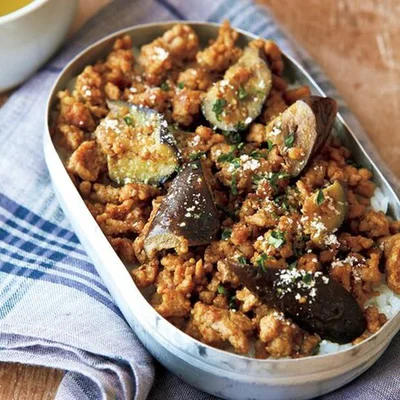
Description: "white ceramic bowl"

(0, 0), (78, 91)
(44, 22), (400, 400)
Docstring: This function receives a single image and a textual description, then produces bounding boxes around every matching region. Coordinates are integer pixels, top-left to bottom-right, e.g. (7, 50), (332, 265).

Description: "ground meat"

(246, 123), (265, 144)
(152, 290), (191, 318)
(359, 210), (390, 238)
(216, 259), (240, 287)
(330, 264), (352, 292)
(284, 86), (311, 105)
(196, 21), (241, 72)
(380, 233), (400, 294)
(180, 126), (225, 159)
(177, 67), (214, 91)
(357, 249), (382, 285)
(109, 237), (136, 264)
(95, 199), (149, 236)
(346, 190), (367, 220)
(140, 24), (199, 83)
(262, 40), (284, 76)
(134, 197), (163, 263)
(236, 287), (261, 312)
(58, 91), (96, 132)
(102, 35), (135, 88)
(244, 209), (277, 229)
(88, 182), (160, 205)
(250, 39), (284, 76)
(272, 74), (288, 91)
(258, 312), (314, 358)
(260, 90), (287, 124)
(339, 233), (374, 253)
(172, 88), (203, 126)
(365, 306), (387, 333)
(57, 124), (85, 151)
(204, 240), (233, 270)
(68, 141), (105, 181)
(131, 259), (159, 288)
(301, 162), (327, 190)
(297, 253), (321, 273)
(74, 65), (105, 108)
(104, 81), (121, 100)
(187, 302), (253, 354)
(129, 87), (170, 113)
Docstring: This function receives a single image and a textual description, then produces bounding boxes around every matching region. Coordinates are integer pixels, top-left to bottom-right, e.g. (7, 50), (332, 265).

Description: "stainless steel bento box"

(44, 22), (400, 400)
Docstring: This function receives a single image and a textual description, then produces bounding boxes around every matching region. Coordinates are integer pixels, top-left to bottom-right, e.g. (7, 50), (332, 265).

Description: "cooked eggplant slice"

(144, 159), (220, 257)
(229, 260), (366, 344)
(266, 96), (337, 176)
(202, 46), (272, 131)
(95, 100), (179, 185)
(303, 181), (348, 246)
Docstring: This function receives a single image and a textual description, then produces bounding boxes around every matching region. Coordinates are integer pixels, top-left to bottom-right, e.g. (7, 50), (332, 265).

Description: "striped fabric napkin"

(0, 0), (399, 399)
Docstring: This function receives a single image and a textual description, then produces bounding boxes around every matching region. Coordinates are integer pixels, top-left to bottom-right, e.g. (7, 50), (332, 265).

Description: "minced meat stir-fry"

(52, 22), (400, 359)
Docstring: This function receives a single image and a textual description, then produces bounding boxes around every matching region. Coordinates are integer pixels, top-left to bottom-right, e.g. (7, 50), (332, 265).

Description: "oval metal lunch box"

(44, 22), (400, 400)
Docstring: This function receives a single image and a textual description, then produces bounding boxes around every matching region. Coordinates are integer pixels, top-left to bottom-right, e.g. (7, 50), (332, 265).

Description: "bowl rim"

(0, 0), (49, 25)
(44, 20), (400, 367)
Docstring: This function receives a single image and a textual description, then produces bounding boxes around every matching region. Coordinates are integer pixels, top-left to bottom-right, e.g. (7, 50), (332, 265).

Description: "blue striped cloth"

(0, 0), (399, 399)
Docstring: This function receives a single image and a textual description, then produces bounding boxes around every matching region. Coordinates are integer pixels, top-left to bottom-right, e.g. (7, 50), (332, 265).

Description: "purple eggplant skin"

(266, 95), (338, 177)
(229, 261), (366, 344)
(144, 159), (220, 257)
(303, 96), (338, 161)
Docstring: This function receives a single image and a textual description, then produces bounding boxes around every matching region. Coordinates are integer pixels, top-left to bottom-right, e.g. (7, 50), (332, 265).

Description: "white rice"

(370, 187), (389, 214)
(319, 284), (400, 355)
(318, 186), (399, 355)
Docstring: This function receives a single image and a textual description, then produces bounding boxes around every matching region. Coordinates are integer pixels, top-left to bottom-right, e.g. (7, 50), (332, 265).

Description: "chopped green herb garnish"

(312, 343), (321, 356)
(274, 194), (289, 211)
(256, 253), (268, 272)
(252, 174), (263, 185)
(230, 158), (241, 169)
(223, 129), (242, 144)
(253, 172), (290, 190)
(221, 228), (232, 240)
(238, 86), (248, 100)
(177, 82), (185, 89)
(229, 295), (239, 310)
(189, 151), (206, 161)
(237, 142), (245, 151)
(124, 116), (133, 126)
(231, 175), (238, 195)
(217, 146), (236, 163)
(284, 133), (295, 148)
(249, 150), (266, 159)
(238, 256), (247, 265)
(160, 82), (170, 91)
(268, 230), (286, 248)
(174, 165), (182, 173)
(266, 139), (274, 151)
(217, 285), (227, 296)
(302, 273), (312, 285)
(190, 163), (199, 170)
(316, 189), (325, 206)
(212, 98), (227, 121)
(234, 121), (247, 132)
(268, 172), (290, 191)
(288, 260), (297, 270)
